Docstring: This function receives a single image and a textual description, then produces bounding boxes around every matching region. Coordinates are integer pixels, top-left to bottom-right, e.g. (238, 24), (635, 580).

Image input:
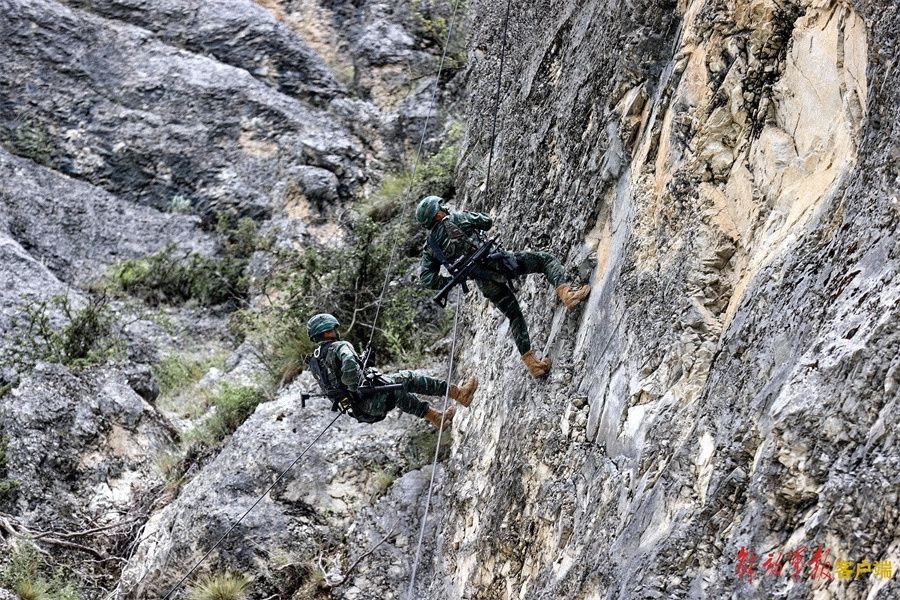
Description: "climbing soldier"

(416, 196), (590, 379)
(305, 313), (477, 430)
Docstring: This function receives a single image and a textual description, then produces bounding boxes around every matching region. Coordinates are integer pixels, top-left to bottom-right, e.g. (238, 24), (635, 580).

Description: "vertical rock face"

(430, 0), (899, 598)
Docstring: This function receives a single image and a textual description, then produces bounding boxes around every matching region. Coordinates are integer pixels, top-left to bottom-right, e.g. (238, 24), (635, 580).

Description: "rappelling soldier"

(305, 313), (477, 430)
(416, 196), (591, 379)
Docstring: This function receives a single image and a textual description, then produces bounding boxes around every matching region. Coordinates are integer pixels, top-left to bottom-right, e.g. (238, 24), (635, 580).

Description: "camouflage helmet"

(307, 313), (340, 341)
(415, 195), (444, 227)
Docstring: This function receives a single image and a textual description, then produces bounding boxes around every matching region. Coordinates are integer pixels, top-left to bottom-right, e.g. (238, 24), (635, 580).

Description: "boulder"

(117, 375), (444, 599)
(0, 364), (174, 537)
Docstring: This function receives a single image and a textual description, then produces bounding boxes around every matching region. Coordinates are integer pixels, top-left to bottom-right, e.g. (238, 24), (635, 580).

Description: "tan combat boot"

(423, 406), (455, 431)
(449, 376), (479, 407)
(522, 351), (551, 379)
(556, 283), (591, 310)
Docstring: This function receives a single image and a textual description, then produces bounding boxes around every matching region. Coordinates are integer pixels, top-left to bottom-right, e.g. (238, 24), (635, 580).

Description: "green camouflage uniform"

(419, 211), (569, 355)
(315, 340), (447, 420)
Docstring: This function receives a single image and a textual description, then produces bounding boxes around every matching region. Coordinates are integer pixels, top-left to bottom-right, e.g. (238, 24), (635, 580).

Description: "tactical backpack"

(307, 342), (386, 424)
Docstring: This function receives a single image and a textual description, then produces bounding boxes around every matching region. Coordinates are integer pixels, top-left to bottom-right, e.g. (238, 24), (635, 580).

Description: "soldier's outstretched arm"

(336, 343), (361, 391)
(460, 211), (493, 231)
(419, 249), (451, 290)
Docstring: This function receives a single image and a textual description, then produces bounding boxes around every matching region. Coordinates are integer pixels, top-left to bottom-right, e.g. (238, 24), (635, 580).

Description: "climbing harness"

(306, 342), (405, 421)
(406, 0), (514, 596)
(161, 412), (342, 600)
(427, 227), (522, 306)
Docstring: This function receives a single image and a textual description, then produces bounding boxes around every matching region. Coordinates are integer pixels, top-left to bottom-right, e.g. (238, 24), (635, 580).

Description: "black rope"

(362, 0), (466, 370)
(405, 2), (514, 597)
(482, 0), (514, 203)
(161, 413), (341, 599)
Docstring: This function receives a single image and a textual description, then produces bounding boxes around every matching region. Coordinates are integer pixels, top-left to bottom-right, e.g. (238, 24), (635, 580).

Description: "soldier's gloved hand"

(337, 395), (354, 414)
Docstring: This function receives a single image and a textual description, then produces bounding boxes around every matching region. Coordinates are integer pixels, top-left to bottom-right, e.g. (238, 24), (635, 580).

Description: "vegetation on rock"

(109, 216), (265, 308)
(235, 133), (461, 383)
(9, 294), (120, 372)
(187, 572), (250, 600)
(0, 544), (81, 600)
(188, 383), (269, 447)
(0, 433), (19, 499)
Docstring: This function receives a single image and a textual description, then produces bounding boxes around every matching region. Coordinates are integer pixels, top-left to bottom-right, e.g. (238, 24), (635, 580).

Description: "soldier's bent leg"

(388, 370), (448, 397)
(481, 283), (532, 355)
(512, 251), (567, 288)
(391, 390), (430, 418)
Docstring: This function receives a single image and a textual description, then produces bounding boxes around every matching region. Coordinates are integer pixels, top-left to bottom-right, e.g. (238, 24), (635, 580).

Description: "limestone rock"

(0, 364), (174, 538)
(0, 147), (210, 282)
(425, 0), (900, 598)
(0, 233), (73, 382)
(117, 377), (444, 598)
(0, 0), (366, 217)
(61, 0), (344, 103)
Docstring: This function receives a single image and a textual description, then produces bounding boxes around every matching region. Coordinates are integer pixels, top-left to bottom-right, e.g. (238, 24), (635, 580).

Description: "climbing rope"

(159, 3), (466, 596)
(362, 0), (466, 369)
(405, 1), (514, 596)
(482, 0), (514, 202)
(161, 413), (342, 599)
(405, 286), (462, 599)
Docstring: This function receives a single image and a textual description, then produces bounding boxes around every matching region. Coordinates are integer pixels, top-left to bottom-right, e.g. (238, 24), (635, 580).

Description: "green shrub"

(153, 353), (219, 398)
(188, 572), (250, 600)
(187, 384), (267, 447)
(10, 294), (120, 371)
(1, 545), (42, 594)
(49, 584), (80, 600)
(109, 215), (265, 307)
(360, 134), (459, 224)
(0, 543), (82, 600)
(0, 479), (20, 497)
(14, 580), (51, 600)
(0, 433), (18, 499)
(409, 0), (467, 69)
(372, 467), (397, 495)
(5, 118), (53, 166)
(233, 133), (461, 382)
(110, 244), (249, 307)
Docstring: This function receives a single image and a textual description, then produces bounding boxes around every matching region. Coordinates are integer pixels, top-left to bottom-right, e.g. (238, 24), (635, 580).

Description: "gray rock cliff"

(0, 0), (897, 599)
(426, 0), (899, 598)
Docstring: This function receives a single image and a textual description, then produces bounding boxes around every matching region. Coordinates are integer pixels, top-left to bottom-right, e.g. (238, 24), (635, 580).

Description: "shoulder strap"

(426, 229), (451, 267)
(309, 341), (342, 395)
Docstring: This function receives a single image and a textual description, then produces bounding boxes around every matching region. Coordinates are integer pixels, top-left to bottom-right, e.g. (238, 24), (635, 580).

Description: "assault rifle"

(300, 382), (404, 408)
(432, 237), (496, 307)
(356, 348), (404, 398)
